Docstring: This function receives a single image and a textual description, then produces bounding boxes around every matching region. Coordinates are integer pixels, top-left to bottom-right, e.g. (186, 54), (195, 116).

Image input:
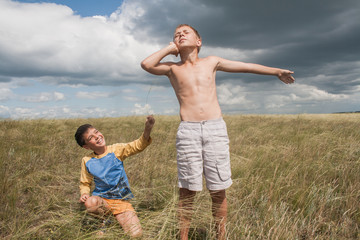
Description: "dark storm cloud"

(129, 0), (360, 95)
(0, 76), (12, 82)
(134, 0), (360, 51)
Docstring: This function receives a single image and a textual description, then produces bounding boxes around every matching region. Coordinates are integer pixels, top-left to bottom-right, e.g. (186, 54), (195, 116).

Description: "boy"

(141, 24), (294, 240)
(75, 115), (155, 238)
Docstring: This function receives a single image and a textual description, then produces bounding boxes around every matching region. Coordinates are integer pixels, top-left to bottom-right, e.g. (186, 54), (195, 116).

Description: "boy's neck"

(93, 146), (107, 155)
(180, 48), (199, 63)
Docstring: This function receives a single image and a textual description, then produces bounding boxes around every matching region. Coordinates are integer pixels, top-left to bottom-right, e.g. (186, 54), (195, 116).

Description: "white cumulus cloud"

(265, 84), (349, 111)
(217, 83), (254, 107)
(131, 103), (154, 115)
(0, 0), (160, 85)
(0, 105), (10, 118)
(23, 92), (65, 102)
(76, 91), (113, 99)
(0, 88), (13, 101)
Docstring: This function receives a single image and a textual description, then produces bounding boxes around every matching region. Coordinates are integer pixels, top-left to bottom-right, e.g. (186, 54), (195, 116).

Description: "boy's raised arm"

(141, 43), (179, 76)
(217, 57), (295, 84)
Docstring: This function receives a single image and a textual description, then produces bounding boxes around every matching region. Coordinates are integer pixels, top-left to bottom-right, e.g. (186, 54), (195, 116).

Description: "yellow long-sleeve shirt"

(79, 134), (151, 199)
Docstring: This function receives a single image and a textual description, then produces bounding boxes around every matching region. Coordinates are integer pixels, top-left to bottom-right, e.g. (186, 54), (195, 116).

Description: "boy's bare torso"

(167, 56), (222, 122)
(141, 25), (294, 123)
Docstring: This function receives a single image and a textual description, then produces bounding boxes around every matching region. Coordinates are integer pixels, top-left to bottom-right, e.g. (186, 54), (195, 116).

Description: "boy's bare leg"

(115, 211), (143, 238)
(210, 190), (227, 240)
(179, 188), (196, 240)
(84, 196), (109, 217)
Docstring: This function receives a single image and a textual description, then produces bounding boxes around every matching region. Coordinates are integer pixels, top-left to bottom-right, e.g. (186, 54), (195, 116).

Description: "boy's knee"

(84, 196), (102, 212)
(179, 188), (196, 199)
(209, 189), (226, 197)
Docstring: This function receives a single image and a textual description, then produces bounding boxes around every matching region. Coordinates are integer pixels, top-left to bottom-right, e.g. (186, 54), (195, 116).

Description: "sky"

(0, 0), (359, 119)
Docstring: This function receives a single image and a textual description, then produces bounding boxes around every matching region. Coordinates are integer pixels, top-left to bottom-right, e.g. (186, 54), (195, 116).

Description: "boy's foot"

(96, 230), (105, 237)
(96, 219), (112, 237)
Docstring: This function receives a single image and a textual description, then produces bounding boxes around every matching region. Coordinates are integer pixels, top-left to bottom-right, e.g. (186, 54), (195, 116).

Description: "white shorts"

(176, 118), (232, 191)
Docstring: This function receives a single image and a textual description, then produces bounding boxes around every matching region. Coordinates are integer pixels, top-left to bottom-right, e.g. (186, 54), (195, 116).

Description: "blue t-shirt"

(86, 152), (133, 199)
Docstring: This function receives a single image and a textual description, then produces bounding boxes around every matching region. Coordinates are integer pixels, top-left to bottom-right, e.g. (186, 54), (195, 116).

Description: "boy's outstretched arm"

(143, 115), (155, 141)
(216, 57), (295, 84)
(141, 42), (179, 76)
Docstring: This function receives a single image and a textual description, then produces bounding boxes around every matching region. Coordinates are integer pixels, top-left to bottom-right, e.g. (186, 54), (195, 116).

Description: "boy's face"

(173, 26), (201, 50)
(82, 127), (106, 151)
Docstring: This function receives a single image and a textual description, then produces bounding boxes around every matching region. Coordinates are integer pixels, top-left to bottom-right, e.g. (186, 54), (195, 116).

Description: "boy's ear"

(82, 144), (90, 150)
(196, 38), (202, 47)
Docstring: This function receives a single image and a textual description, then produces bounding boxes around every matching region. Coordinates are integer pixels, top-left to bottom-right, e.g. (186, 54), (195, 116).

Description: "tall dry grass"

(0, 114), (359, 239)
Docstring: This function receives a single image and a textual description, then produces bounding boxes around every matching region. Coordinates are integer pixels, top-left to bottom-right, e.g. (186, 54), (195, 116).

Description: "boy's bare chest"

(171, 64), (215, 88)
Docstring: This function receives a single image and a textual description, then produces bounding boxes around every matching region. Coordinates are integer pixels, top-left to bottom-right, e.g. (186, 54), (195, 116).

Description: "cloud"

(0, 76), (12, 83)
(54, 92), (65, 101)
(0, 0), (359, 118)
(76, 91), (113, 99)
(123, 96), (140, 102)
(122, 88), (136, 93)
(283, 84), (348, 102)
(0, 105), (10, 118)
(11, 107), (37, 119)
(139, 85), (167, 92)
(1, 0), (359, 94)
(74, 107), (119, 118)
(0, 0), (159, 85)
(264, 84), (349, 111)
(0, 88), (13, 101)
(217, 83), (255, 107)
(131, 103), (154, 115)
(216, 80), (351, 114)
(5, 105), (120, 119)
(164, 108), (176, 115)
(23, 91), (65, 102)
(124, 0), (360, 95)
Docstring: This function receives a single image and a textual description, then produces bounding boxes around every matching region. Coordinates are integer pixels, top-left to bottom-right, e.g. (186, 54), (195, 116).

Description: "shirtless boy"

(141, 24), (294, 240)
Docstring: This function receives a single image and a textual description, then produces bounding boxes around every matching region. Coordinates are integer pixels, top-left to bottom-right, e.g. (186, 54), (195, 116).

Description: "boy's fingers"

(147, 115), (155, 122)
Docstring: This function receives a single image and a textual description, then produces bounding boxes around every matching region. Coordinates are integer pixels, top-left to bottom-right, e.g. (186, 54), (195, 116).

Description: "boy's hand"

(278, 70), (295, 84)
(168, 42), (179, 57)
(144, 115), (155, 141)
(79, 193), (89, 203)
(145, 115), (155, 130)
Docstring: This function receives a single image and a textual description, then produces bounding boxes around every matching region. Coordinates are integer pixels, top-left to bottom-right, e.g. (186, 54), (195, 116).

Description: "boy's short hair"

(174, 24), (201, 53)
(75, 124), (93, 147)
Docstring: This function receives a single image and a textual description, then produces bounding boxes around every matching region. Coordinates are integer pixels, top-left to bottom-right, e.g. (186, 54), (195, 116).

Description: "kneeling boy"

(75, 115), (155, 238)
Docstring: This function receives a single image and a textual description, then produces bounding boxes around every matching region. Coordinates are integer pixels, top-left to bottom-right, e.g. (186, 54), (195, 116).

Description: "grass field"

(0, 114), (359, 239)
